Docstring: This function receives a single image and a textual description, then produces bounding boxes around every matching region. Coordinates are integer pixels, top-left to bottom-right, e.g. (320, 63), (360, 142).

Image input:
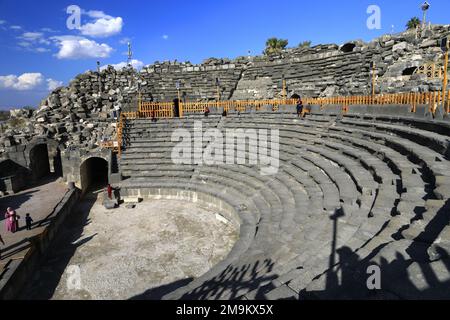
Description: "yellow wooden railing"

(312, 91), (450, 114)
(139, 101), (175, 118)
(180, 98), (298, 113)
(137, 92), (450, 117)
(415, 61), (445, 79)
(102, 92), (450, 155)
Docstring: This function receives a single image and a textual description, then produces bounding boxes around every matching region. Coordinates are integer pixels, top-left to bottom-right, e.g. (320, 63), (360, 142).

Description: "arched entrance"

(173, 98), (180, 118)
(29, 144), (51, 181)
(291, 93), (301, 100)
(80, 157), (109, 193)
(53, 148), (63, 177)
(28, 140), (63, 182)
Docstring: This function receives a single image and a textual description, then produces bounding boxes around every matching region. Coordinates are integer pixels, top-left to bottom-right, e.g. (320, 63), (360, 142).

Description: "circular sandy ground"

(24, 197), (239, 300)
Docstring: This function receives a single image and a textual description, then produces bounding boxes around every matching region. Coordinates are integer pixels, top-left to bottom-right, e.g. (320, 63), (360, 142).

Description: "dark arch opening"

(80, 157), (109, 193)
(291, 93), (301, 100)
(340, 43), (356, 53)
(402, 67), (417, 76)
(29, 144), (50, 181)
(173, 98), (180, 117)
(53, 148), (63, 177)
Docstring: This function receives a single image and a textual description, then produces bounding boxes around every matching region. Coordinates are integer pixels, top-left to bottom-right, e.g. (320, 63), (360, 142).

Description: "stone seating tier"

(117, 111), (450, 300)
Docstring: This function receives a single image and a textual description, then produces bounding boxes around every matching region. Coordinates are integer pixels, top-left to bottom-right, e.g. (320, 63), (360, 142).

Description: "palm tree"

(298, 41), (312, 49)
(264, 37), (288, 55)
(406, 17), (421, 30)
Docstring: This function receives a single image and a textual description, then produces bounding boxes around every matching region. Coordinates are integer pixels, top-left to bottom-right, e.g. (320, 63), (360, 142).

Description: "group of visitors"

(4, 207), (33, 234)
(0, 208), (34, 258)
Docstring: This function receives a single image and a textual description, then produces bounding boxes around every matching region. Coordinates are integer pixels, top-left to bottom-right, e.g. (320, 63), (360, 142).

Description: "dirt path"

(0, 176), (68, 267)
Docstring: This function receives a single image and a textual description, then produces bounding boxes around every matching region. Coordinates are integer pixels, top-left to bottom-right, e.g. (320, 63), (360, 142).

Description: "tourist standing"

(15, 212), (20, 231)
(5, 207), (18, 233)
(204, 106), (210, 117)
(296, 98), (304, 117)
(114, 104), (122, 120)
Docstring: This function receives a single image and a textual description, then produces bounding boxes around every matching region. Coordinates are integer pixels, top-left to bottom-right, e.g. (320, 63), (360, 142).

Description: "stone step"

(341, 118), (450, 157)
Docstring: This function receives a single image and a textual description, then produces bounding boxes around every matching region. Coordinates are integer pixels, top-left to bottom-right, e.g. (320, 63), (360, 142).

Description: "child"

(25, 213), (33, 231)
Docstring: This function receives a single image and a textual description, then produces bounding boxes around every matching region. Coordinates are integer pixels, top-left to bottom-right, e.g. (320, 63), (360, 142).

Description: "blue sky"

(0, 0), (449, 109)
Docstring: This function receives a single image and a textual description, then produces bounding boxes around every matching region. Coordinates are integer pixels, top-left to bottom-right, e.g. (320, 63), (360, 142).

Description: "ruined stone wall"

(139, 58), (247, 102)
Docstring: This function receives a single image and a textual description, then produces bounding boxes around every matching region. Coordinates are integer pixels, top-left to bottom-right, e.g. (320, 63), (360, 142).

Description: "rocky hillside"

(1, 24), (449, 157)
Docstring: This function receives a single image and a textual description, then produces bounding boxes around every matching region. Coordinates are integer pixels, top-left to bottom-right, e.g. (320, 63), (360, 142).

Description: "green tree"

(264, 37), (289, 55)
(298, 41), (312, 48)
(406, 17), (421, 30)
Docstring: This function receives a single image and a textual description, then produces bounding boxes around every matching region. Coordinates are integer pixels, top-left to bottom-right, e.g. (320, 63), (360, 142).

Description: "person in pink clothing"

(5, 207), (18, 233)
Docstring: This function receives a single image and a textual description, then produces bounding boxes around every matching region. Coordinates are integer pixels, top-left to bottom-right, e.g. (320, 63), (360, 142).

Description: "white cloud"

(162, 35), (169, 40)
(10, 25), (22, 30)
(86, 10), (113, 19)
(78, 9), (123, 38)
(0, 73), (44, 90)
(47, 78), (63, 91)
(0, 20), (6, 25)
(63, 7), (123, 38)
(19, 32), (50, 45)
(80, 17), (123, 38)
(20, 32), (43, 41)
(17, 42), (49, 53)
(101, 59), (144, 71)
(18, 41), (31, 48)
(51, 35), (113, 59)
(41, 27), (58, 33)
(35, 47), (51, 53)
(0, 73), (63, 92)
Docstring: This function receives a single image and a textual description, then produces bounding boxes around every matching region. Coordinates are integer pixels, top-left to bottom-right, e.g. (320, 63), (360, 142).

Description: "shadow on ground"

(129, 200), (450, 300)
(17, 190), (99, 300)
